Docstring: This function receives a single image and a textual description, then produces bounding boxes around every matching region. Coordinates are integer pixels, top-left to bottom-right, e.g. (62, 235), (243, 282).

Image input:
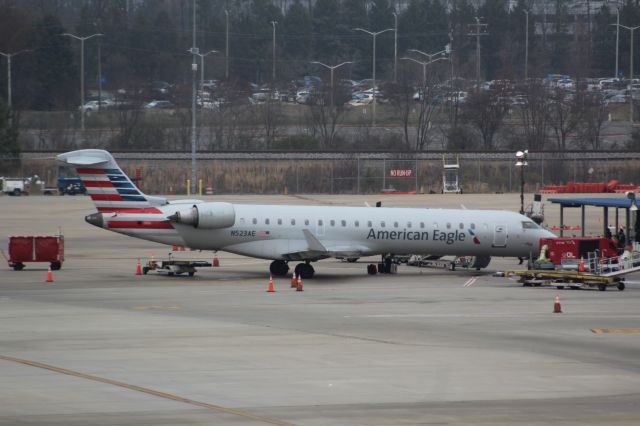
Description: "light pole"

(616, 6), (620, 79)
(515, 150), (528, 215)
(193, 49), (218, 91)
(0, 49), (31, 110)
(614, 24), (640, 124)
(353, 27), (394, 125)
(400, 56), (448, 86)
(61, 32), (103, 132)
(524, 10), (529, 81)
(189, 0), (197, 195)
(310, 61), (353, 108)
(224, 9), (230, 80)
(270, 21), (278, 83)
(393, 11), (398, 83)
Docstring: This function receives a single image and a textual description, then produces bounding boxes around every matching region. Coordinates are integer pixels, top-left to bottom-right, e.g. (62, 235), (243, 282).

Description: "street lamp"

(61, 32), (103, 132)
(524, 10), (529, 81)
(393, 11), (398, 83)
(224, 9), (230, 80)
(613, 24), (640, 124)
(270, 21), (277, 82)
(352, 27), (394, 125)
(515, 150), (528, 215)
(0, 49), (31, 110)
(400, 56), (448, 86)
(408, 48), (449, 63)
(310, 61), (353, 108)
(192, 49), (218, 91)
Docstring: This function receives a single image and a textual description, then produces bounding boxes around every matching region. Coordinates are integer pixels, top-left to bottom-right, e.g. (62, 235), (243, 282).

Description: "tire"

(50, 261), (61, 271)
(142, 267), (149, 275)
(12, 263), (25, 271)
(188, 271), (195, 277)
(346, 258), (359, 263)
(367, 264), (377, 275)
(618, 282), (626, 291)
(598, 284), (607, 291)
(13, 188), (21, 196)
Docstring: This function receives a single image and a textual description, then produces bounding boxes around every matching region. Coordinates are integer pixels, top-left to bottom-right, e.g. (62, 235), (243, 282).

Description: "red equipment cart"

(7, 235), (64, 271)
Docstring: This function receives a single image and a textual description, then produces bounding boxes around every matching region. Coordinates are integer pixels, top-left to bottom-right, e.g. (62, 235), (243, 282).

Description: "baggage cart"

(7, 235), (64, 271)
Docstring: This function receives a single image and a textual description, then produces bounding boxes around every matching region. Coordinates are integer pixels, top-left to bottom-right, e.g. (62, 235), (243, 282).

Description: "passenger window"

(433, 222), (438, 228)
(291, 219), (295, 225)
(341, 220), (346, 227)
(252, 218), (257, 225)
(318, 219), (323, 226)
(407, 222), (412, 228)
(240, 218), (245, 225)
(394, 221), (399, 228)
(305, 219), (309, 225)
(459, 223), (464, 229)
(355, 220), (360, 227)
(265, 218), (270, 225)
(367, 221), (372, 227)
(381, 221), (386, 228)
(446, 222), (451, 229)
(330, 220), (335, 226)
(420, 222), (425, 229)
(471, 223), (476, 229)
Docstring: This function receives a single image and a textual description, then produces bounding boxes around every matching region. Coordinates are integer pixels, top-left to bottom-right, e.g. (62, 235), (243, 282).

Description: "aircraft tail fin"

(57, 149), (167, 213)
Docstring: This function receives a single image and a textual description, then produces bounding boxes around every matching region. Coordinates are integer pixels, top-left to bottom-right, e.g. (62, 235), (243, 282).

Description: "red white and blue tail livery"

(58, 149), (554, 278)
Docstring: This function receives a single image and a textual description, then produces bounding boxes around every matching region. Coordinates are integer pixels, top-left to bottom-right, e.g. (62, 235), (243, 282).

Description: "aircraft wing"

(280, 229), (371, 260)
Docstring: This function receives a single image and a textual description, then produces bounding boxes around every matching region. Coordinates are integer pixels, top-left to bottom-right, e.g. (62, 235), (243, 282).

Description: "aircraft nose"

(85, 212), (104, 228)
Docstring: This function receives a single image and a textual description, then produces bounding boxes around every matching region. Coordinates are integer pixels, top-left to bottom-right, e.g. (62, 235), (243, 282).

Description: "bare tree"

(519, 80), (549, 150)
(463, 86), (510, 150)
(577, 91), (608, 150)
(307, 84), (349, 149)
(545, 88), (583, 151)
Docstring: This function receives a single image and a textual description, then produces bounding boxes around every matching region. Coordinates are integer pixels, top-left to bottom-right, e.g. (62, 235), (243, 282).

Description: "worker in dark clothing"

(617, 228), (626, 248)
(605, 227), (612, 240)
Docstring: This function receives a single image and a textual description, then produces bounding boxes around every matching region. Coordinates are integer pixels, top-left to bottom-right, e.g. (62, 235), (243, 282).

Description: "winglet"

(302, 229), (327, 252)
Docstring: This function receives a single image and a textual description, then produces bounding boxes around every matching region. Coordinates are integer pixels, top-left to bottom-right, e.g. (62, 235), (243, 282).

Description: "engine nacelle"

(470, 255), (491, 270)
(168, 202), (235, 229)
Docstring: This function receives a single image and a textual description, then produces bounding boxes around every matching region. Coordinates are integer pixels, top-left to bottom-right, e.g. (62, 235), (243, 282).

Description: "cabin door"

(493, 224), (507, 247)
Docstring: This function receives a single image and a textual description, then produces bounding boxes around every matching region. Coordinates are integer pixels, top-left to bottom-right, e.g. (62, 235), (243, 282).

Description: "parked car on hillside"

(144, 100), (174, 109)
(79, 99), (114, 113)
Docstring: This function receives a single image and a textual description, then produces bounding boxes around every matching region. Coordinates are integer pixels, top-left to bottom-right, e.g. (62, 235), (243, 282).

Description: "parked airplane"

(58, 149), (555, 278)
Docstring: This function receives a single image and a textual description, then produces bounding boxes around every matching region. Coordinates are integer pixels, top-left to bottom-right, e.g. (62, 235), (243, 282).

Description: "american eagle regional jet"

(58, 149), (554, 278)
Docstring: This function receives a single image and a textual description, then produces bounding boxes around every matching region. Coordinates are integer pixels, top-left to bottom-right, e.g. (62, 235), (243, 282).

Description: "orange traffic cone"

(46, 266), (53, 283)
(578, 258), (585, 272)
(553, 294), (562, 313)
(213, 255), (220, 267)
(267, 275), (275, 293)
(291, 274), (298, 288)
(296, 274), (303, 292)
(135, 259), (142, 276)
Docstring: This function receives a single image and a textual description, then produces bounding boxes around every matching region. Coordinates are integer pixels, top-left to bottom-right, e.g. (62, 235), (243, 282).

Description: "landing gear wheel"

(12, 263), (25, 271)
(346, 258), (359, 263)
(367, 264), (377, 275)
(294, 262), (315, 279)
(142, 267), (149, 275)
(188, 271), (195, 277)
(269, 260), (289, 276)
(50, 261), (61, 271)
(598, 283), (607, 291)
(618, 282), (626, 291)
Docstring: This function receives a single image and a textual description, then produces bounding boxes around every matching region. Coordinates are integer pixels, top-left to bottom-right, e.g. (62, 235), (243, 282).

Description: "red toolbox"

(7, 235), (64, 271)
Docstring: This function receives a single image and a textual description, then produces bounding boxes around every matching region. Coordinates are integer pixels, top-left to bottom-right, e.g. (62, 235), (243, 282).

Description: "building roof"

(548, 197), (634, 209)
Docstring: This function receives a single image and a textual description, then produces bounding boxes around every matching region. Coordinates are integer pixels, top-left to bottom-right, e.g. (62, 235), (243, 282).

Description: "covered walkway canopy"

(548, 197), (636, 241)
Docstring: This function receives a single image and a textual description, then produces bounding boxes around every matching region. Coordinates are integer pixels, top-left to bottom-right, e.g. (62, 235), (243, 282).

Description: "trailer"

(142, 257), (212, 277)
(7, 235), (64, 270)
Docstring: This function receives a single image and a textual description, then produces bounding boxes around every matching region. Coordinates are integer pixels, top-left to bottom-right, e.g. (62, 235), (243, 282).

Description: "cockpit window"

(522, 221), (539, 229)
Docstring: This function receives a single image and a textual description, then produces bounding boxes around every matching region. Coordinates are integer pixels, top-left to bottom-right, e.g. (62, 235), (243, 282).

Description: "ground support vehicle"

(142, 258), (212, 277)
(503, 251), (640, 291)
(407, 255), (482, 271)
(7, 235), (64, 271)
(503, 269), (626, 291)
(58, 177), (86, 195)
(1, 178), (28, 196)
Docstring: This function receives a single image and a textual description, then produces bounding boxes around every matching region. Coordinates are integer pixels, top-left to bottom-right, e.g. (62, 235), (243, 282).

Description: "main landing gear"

(269, 260), (290, 277)
(294, 261), (315, 279)
(270, 260), (315, 278)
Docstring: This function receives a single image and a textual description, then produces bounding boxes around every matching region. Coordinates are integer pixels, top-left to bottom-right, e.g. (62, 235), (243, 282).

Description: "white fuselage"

(103, 203), (553, 261)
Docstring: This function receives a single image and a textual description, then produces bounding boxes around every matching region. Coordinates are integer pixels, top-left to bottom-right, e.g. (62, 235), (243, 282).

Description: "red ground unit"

(540, 237), (618, 266)
(541, 179), (639, 194)
(8, 235), (64, 271)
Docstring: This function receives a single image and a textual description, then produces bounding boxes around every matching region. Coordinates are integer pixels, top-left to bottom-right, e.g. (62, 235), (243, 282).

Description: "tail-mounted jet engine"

(168, 202), (235, 229)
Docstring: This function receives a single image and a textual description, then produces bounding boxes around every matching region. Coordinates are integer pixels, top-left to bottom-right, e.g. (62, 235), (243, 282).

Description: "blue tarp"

(548, 197), (633, 209)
